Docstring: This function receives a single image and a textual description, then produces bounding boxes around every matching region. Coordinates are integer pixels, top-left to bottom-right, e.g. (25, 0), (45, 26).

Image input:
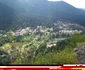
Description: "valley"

(0, 0), (85, 65)
(0, 20), (85, 65)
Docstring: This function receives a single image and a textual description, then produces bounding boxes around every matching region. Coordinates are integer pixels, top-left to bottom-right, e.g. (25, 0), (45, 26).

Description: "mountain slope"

(0, 0), (85, 30)
(51, 1), (85, 24)
(0, 3), (14, 30)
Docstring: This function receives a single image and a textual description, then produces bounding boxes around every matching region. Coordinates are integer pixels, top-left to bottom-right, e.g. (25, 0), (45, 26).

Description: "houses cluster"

(12, 26), (53, 36)
(59, 30), (82, 34)
(3, 20), (84, 37)
(54, 21), (84, 34)
(12, 27), (31, 36)
(47, 43), (56, 48)
(34, 26), (53, 35)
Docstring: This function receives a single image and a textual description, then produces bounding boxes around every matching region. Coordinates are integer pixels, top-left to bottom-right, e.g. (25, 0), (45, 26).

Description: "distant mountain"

(0, 0), (85, 30)
(51, 1), (85, 24)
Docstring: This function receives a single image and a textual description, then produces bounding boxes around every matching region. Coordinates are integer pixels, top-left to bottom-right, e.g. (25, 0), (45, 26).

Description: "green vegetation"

(34, 47), (77, 65)
(32, 33), (85, 65)
(0, 0), (85, 65)
(0, 26), (85, 65)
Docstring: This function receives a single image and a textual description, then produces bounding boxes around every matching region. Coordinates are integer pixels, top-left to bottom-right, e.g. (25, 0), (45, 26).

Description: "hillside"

(1, 0), (85, 65)
(0, 3), (14, 30)
(0, 0), (85, 30)
(0, 30), (85, 65)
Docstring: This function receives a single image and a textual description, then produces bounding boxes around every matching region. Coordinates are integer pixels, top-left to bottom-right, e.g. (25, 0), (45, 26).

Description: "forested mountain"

(0, 0), (85, 30)
(0, 3), (14, 30)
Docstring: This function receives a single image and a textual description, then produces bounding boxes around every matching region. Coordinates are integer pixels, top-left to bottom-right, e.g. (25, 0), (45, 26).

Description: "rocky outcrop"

(74, 45), (85, 64)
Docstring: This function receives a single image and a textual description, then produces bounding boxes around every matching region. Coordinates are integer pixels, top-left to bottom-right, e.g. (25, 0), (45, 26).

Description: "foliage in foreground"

(33, 47), (77, 65)
(0, 33), (85, 65)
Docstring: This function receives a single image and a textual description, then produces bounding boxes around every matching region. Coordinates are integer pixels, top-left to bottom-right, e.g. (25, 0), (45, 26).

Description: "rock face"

(75, 45), (85, 64)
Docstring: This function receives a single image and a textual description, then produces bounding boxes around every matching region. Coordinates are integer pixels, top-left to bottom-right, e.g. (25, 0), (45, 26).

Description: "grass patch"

(9, 42), (28, 47)
(77, 42), (85, 48)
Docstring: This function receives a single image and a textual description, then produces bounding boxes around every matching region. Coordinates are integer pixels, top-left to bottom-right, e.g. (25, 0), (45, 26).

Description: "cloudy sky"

(48, 0), (85, 8)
